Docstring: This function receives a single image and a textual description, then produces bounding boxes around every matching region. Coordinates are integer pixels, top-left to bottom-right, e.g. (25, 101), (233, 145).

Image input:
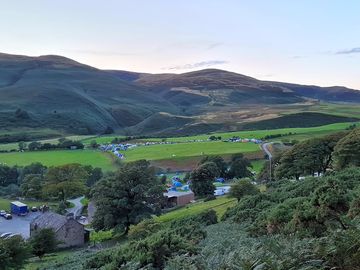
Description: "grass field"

(0, 122), (355, 171)
(0, 135), (93, 151)
(123, 141), (261, 162)
(306, 103), (360, 119)
(0, 198), (58, 211)
(139, 122), (357, 143)
(251, 159), (266, 173)
(155, 196), (237, 223)
(81, 135), (125, 145)
(0, 150), (116, 171)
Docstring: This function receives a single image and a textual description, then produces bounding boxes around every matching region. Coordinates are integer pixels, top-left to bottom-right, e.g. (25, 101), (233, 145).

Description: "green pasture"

(251, 159), (266, 173)
(81, 135), (125, 145)
(0, 135), (93, 151)
(307, 103), (360, 119)
(141, 122), (357, 143)
(155, 196), (237, 223)
(123, 141), (261, 162)
(0, 150), (116, 171)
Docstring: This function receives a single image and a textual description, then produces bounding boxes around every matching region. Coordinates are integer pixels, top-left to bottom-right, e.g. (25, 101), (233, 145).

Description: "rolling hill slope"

(0, 53), (178, 135)
(0, 52), (359, 139)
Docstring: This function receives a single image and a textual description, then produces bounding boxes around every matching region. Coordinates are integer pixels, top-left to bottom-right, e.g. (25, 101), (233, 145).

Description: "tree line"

(0, 162), (103, 205)
(258, 128), (360, 181)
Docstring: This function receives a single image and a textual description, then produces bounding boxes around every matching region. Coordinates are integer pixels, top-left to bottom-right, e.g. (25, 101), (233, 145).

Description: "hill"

(0, 53), (360, 139)
(0, 53), (178, 136)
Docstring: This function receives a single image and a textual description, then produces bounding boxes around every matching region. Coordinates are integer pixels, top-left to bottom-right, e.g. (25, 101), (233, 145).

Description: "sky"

(1, 0), (360, 88)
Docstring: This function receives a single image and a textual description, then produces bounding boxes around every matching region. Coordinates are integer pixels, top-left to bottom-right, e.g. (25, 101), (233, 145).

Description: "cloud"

(164, 60), (228, 71)
(207, 42), (223, 50)
(291, 55), (305, 59)
(336, 47), (360, 55)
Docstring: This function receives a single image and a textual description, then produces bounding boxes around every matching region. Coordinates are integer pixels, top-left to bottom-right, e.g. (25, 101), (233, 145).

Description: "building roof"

(31, 212), (81, 232)
(11, 201), (27, 207)
(164, 191), (194, 198)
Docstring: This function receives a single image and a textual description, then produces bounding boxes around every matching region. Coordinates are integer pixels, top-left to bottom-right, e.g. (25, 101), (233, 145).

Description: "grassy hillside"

(0, 53), (178, 136)
(1, 53), (360, 138)
(155, 196), (236, 223)
(0, 150), (116, 171)
(241, 112), (359, 130)
(140, 122), (358, 142)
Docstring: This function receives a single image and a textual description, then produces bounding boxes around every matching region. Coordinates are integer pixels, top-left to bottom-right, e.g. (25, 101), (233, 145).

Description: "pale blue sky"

(1, 0), (359, 88)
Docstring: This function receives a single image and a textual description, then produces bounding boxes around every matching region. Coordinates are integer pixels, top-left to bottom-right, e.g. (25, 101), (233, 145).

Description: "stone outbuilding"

(30, 212), (87, 248)
(164, 191), (195, 207)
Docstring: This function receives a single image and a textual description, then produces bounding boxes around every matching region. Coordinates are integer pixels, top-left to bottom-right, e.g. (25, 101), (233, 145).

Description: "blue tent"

(173, 181), (183, 187)
(216, 178), (225, 183)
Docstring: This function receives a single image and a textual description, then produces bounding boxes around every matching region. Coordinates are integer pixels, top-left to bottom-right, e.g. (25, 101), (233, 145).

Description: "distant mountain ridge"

(0, 52), (359, 137)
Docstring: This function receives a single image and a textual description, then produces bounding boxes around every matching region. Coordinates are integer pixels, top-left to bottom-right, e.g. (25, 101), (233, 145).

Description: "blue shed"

(11, 201), (28, 216)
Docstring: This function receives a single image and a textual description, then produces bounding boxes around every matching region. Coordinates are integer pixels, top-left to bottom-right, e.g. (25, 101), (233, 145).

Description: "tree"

(89, 140), (99, 149)
(199, 155), (228, 178)
(18, 141), (27, 151)
(43, 164), (88, 201)
(83, 166), (103, 187)
(228, 154), (252, 179)
(190, 162), (217, 197)
(21, 174), (43, 199)
(22, 162), (47, 176)
(30, 228), (58, 259)
(333, 128), (360, 170)
(229, 179), (259, 201)
(160, 174), (167, 184)
(0, 164), (19, 187)
(0, 235), (30, 269)
(91, 160), (163, 234)
(275, 132), (345, 180)
(19, 162), (47, 183)
(28, 141), (42, 151)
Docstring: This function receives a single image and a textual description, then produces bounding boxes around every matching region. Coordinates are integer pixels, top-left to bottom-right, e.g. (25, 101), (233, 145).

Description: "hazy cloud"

(207, 42), (223, 50)
(292, 55), (305, 59)
(165, 60), (228, 70)
(336, 47), (360, 55)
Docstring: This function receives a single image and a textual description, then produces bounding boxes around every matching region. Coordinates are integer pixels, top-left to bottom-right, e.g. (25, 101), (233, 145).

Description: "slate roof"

(164, 191), (194, 198)
(31, 212), (71, 232)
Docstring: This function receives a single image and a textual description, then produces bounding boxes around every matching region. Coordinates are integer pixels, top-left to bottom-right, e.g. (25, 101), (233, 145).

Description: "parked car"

(4, 213), (12, 220)
(31, 207), (38, 212)
(0, 210), (6, 217)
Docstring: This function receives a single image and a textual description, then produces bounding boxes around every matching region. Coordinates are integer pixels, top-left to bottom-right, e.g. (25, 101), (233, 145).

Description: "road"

(261, 142), (273, 159)
(67, 196), (84, 218)
(0, 212), (41, 239)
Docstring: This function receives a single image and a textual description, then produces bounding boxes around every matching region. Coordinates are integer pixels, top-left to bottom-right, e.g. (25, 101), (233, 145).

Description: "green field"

(155, 196), (236, 223)
(251, 159), (266, 173)
(81, 135), (125, 145)
(0, 135), (93, 151)
(123, 141), (261, 162)
(0, 122), (355, 171)
(0, 198), (58, 211)
(0, 150), (116, 171)
(141, 122), (357, 143)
